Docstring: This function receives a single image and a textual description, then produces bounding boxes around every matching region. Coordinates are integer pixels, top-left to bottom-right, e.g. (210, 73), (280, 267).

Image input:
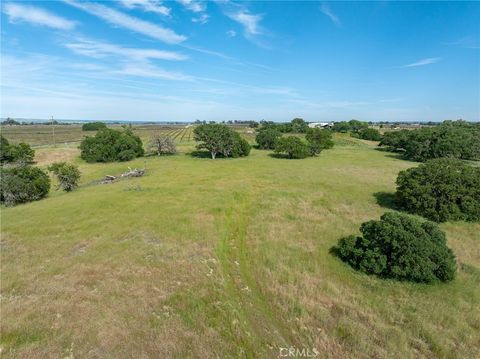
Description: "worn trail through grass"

(216, 187), (301, 357)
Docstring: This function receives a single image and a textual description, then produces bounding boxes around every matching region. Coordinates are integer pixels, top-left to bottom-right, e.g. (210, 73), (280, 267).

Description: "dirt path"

(216, 190), (300, 357)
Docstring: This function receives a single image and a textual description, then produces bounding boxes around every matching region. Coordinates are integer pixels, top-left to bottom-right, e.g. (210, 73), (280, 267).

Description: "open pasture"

(1, 128), (479, 358)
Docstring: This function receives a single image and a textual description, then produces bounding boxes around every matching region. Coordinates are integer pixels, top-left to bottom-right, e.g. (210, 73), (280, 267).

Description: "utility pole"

(51, 116), (56, 147)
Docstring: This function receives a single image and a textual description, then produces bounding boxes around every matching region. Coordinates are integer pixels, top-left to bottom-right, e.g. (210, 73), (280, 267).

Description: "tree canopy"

(379, 121), (480, 161)
(274, 136), (310, 159)
(333, 212), (456, 283)
(0, 135), (35, 165)
(305, 128), (334, 155)
(82, 122), (107, 131)
(193, 124), (250, 159)
(396, 158), (480, 222)
(80, 128), (144, 162)
(0, 165), (50, 206)
(255, 127), (282, 149)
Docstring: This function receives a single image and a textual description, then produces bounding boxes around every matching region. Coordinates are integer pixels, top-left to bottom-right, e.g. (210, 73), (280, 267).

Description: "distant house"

(308, 122), (333, 128)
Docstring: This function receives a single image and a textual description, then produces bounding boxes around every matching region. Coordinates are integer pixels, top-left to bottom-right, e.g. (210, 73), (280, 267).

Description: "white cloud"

(3, 3), (76, 30)
(226, 30), (237, 38)
(115, 64), (192, 81)
(192, 13), (209, 24)
(227, 10), (262, 37)
(119, 0), (171, 17)
(64, 0), (186, 44)
(177, 0), (209, 24)
(445, 36), (480, 49)
(65, 39), (188, 61)
(320, 2), (341, 27)
(177, 0), (205, 13)
(401, 57), (441, 68)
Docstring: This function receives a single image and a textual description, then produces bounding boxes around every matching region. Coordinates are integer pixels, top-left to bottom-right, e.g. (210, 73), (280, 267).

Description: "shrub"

(0, 166), (50, 206)
(255, 128), (282, 149)
(193, 124), (250, 159)
(0, 136), (35, 165)
(305, 128), (334, 155)
(48, 162), (81, 192)
(80, 128), (144, 163)
(148, 134), (177, 155)
(231, 133), (251, 157)
(274, 136), (310, 159)
(333, 212), (456, 283)
(396, 158), (480, 222)
(357, 128), (382, 141)
(82, 122), (107, 131)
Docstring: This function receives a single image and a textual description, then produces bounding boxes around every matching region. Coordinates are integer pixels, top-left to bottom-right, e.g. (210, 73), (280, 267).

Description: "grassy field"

(1, 127), (479, 358)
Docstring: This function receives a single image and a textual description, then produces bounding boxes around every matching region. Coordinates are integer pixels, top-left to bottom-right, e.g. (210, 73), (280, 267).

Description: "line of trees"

(332, 119), (382, 141)
(256, 126), (334, 159)
(379, 120), (480, 161)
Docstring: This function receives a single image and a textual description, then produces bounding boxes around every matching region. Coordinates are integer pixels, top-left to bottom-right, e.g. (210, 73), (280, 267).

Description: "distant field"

(1, 129), (479, 358)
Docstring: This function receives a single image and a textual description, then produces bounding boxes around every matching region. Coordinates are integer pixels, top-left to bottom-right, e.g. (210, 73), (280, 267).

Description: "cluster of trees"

(0, 135), (80, 206)
(259, 118), (310, 133)
(82, 122), (107, 131)
(256, 127), (334, 159)
(80, 128), (144, 162)
(396, 158), (480, 222)
(333, 212), (456, 283)
(379, 120), (480, 161)
(332, 120), (382, 141)
(193, 124), (250, 159)
(0, 136), (35, 165)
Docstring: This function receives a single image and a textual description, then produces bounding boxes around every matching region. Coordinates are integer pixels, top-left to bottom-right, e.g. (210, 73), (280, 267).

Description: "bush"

(193, 124), (250, 159)
(148, 134), (177, 155)
(82, 122), (107, 131)
(0, 166), (50, 206)
(396, 158), (480, 222)
(231, 133), (251, 157)
(305, 128), (334, 155)
(274, 136), (310, 159)
(333, 212), (456, 283)
(357, 128), (382, 141)
(48, 162), (81, 192)
(80, 128), (144, 163)
(0, 136), (35, 165)
(255, 128), (282, 149)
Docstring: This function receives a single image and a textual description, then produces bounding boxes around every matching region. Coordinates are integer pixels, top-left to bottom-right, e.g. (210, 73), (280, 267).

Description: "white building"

(308, 122), (333, 128)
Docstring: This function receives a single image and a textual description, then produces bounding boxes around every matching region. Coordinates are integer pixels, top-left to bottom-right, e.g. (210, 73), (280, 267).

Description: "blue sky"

(1, 1), (479, 122)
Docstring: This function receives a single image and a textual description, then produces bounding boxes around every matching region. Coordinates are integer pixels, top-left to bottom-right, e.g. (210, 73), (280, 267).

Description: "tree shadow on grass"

(374, 147), (405, 160)
(374, 191), (401, 210)
(267, 153), (303, 159)
(187, 150), (213, 159)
